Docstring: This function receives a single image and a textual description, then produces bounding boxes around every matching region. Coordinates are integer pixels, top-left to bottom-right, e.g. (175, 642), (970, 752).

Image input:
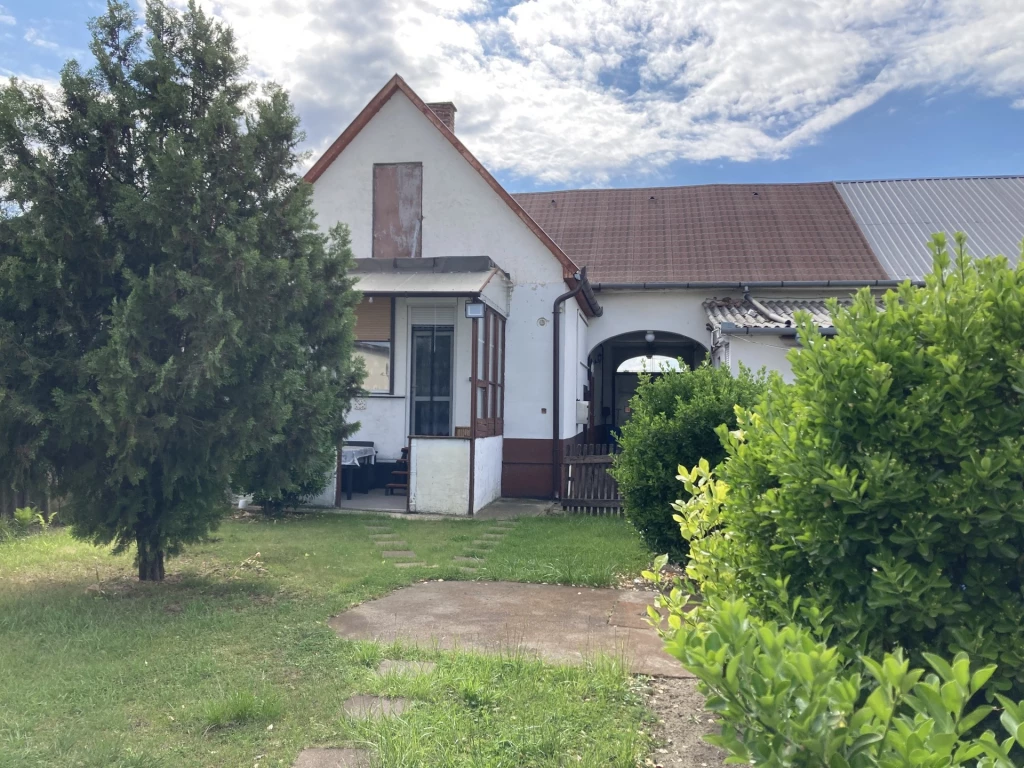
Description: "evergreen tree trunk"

(137, 464), (166, 581)
(136, 530), (166, 582)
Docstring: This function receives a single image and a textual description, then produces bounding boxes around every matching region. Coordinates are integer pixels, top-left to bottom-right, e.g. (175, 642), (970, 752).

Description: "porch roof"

(704, 296), (851, 335)
(352, 256), (508, 296)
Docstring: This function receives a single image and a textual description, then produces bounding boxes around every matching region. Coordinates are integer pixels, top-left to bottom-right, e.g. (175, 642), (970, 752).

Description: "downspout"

(552, 267), (587, 500)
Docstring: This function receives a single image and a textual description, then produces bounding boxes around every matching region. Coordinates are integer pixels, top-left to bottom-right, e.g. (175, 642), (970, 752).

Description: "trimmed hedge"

(675, 235), (1024, 698)
(610, 362), (766, 561)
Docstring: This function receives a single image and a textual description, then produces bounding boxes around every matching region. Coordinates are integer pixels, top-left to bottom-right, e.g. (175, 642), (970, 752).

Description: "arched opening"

(587, 330), (708, 444)
(616, 355), (684, 373)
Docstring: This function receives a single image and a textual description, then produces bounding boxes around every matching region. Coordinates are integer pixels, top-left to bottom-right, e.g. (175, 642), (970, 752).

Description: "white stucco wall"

(305, 476), (336, 507)
(590, 287), (865, 385)
(310, 90), (579, 443)
(587, 291), (714, 354)
(723, 335), (797, 382)
(409, 436), (470, 515)
(472, 435), (503, 512)
(349, 396), (406, 461)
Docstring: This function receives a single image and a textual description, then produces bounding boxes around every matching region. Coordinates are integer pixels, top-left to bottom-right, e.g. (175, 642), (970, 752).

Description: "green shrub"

(675, 234), (1024, 697)
(12, 506), (37, 529)
(611, 362), (766, 561)
(648, 585), (1023, 767)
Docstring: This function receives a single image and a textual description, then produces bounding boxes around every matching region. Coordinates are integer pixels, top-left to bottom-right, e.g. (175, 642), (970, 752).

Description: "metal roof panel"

(835, 177), (1024, 280)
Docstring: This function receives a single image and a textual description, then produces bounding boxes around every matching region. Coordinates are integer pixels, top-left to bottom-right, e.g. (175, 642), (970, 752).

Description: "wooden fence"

(561, 444), (622, 515)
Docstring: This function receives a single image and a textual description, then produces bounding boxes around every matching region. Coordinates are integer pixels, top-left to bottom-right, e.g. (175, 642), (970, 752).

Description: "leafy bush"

(674, 235), (1024, 697)
(611, 362), (766, 561)
(648, 584), (1024, 767)
(13, 506), (37, 529)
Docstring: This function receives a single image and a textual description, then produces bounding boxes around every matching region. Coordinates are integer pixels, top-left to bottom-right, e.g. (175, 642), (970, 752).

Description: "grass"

(202, 691), (283, 731)
(0, 511), (654, 767)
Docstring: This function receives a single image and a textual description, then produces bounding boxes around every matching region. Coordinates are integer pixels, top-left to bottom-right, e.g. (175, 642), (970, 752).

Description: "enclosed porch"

(314, 256), (510, 516)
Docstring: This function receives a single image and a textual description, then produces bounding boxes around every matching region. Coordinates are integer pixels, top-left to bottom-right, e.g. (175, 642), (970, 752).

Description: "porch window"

(353, 297), (393, 394)
(410, 324), (454, 435)
(471, 306), (505, 437)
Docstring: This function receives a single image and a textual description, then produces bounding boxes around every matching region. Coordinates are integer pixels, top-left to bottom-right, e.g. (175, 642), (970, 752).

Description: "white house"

(305, 74), (1024, 515)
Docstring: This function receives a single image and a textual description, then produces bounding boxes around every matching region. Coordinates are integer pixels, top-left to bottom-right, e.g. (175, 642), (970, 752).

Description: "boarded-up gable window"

(354, 297), (393, 394)
(373, 163), (422, 259)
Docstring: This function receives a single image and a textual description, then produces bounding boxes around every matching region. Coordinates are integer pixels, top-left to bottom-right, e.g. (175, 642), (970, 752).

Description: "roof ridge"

(512, 181), (835, 196)
(512, 176), (1024, 197)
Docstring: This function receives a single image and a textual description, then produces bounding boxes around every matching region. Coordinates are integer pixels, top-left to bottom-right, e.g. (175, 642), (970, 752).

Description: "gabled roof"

(514, 183), (888, 284)
(303, 75), (580, 281)
(835, 177), (1024, 280)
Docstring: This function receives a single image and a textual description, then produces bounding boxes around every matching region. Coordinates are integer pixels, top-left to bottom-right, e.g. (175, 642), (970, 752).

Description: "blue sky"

(4, 0), (1024, 192)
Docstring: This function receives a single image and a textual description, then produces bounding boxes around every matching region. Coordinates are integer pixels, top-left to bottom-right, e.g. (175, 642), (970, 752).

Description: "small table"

(340, 446), (376, 501)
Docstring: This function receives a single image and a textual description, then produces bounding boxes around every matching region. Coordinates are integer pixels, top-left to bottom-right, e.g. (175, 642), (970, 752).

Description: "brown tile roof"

(513, 183), (888, 284)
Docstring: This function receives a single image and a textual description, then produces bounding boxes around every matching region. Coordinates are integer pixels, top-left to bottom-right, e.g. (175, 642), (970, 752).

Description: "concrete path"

(329, 580), (689, 678)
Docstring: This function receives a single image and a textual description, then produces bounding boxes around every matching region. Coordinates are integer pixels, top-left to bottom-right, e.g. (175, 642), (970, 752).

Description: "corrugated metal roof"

(704, 297), (847, 330)
(835, 177), (1024, 280)
(514, 183), (887, 283)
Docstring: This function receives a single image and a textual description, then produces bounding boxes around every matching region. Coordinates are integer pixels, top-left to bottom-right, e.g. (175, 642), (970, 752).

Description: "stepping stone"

(293, 748), (371, 768)
(471, 540), (496, 548)
(481, 533), (505, 540)
(369, 532), (400, 539)
(454, 556), (483, 563)
(394, 562), (427, 568)
(377, 659), (436, 676)
(373, 540), (407, 548)
(365, 527), (393, 533)
(459, 567), (478, 574)
(343, 695), (409, 719)
(381, 550), (416, 558)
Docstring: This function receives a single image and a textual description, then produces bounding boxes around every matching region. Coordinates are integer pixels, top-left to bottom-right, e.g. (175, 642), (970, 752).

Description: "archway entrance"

(587, 331), (707, 445)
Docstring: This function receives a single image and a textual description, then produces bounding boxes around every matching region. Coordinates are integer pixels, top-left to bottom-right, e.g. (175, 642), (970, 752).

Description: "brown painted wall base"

(502, 433), (585, 499)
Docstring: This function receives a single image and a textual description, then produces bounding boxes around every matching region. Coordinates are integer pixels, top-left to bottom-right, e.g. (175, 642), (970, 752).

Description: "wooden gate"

(561, 444), (622, 515)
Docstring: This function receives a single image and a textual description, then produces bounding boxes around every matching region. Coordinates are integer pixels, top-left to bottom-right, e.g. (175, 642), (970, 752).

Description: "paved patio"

(329, 580), (689, 677)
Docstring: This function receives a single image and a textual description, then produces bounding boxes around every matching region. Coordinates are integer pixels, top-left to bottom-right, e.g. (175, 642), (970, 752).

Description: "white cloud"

(0, 6), (14, 25)
(186, 0), (1024, 183)
(24, 28), (60, 50)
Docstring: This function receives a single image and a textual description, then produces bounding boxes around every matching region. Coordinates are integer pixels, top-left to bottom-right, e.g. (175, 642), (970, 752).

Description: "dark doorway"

(411, 325), (454, 436)
(589, 331), (709, 444)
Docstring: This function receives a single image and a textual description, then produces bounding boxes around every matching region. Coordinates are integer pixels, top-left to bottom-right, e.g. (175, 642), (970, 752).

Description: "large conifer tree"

(0, 1), (362, 579)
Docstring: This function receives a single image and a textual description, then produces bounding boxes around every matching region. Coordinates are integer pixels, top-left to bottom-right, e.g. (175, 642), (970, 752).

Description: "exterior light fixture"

(465, 300), (485, 319)
(644, 331), (655, 343)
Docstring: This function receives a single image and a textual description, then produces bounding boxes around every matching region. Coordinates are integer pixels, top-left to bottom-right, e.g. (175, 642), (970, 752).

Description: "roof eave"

(716, 322), (838, 336)
(593, 279), (925, 291)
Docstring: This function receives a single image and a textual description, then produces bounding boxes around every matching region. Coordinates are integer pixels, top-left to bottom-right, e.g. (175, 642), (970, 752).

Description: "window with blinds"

(354, 297), (393, 394)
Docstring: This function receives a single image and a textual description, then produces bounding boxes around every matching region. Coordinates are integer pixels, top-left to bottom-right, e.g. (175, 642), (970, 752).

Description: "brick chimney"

(426, 102), (457, 133)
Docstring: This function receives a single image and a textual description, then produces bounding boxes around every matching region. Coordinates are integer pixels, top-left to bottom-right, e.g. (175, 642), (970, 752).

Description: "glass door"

(410, 325), (454, 436)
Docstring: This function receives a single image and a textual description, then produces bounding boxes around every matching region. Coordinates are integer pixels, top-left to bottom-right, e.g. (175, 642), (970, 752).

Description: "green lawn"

(0, 512), (654, 767)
